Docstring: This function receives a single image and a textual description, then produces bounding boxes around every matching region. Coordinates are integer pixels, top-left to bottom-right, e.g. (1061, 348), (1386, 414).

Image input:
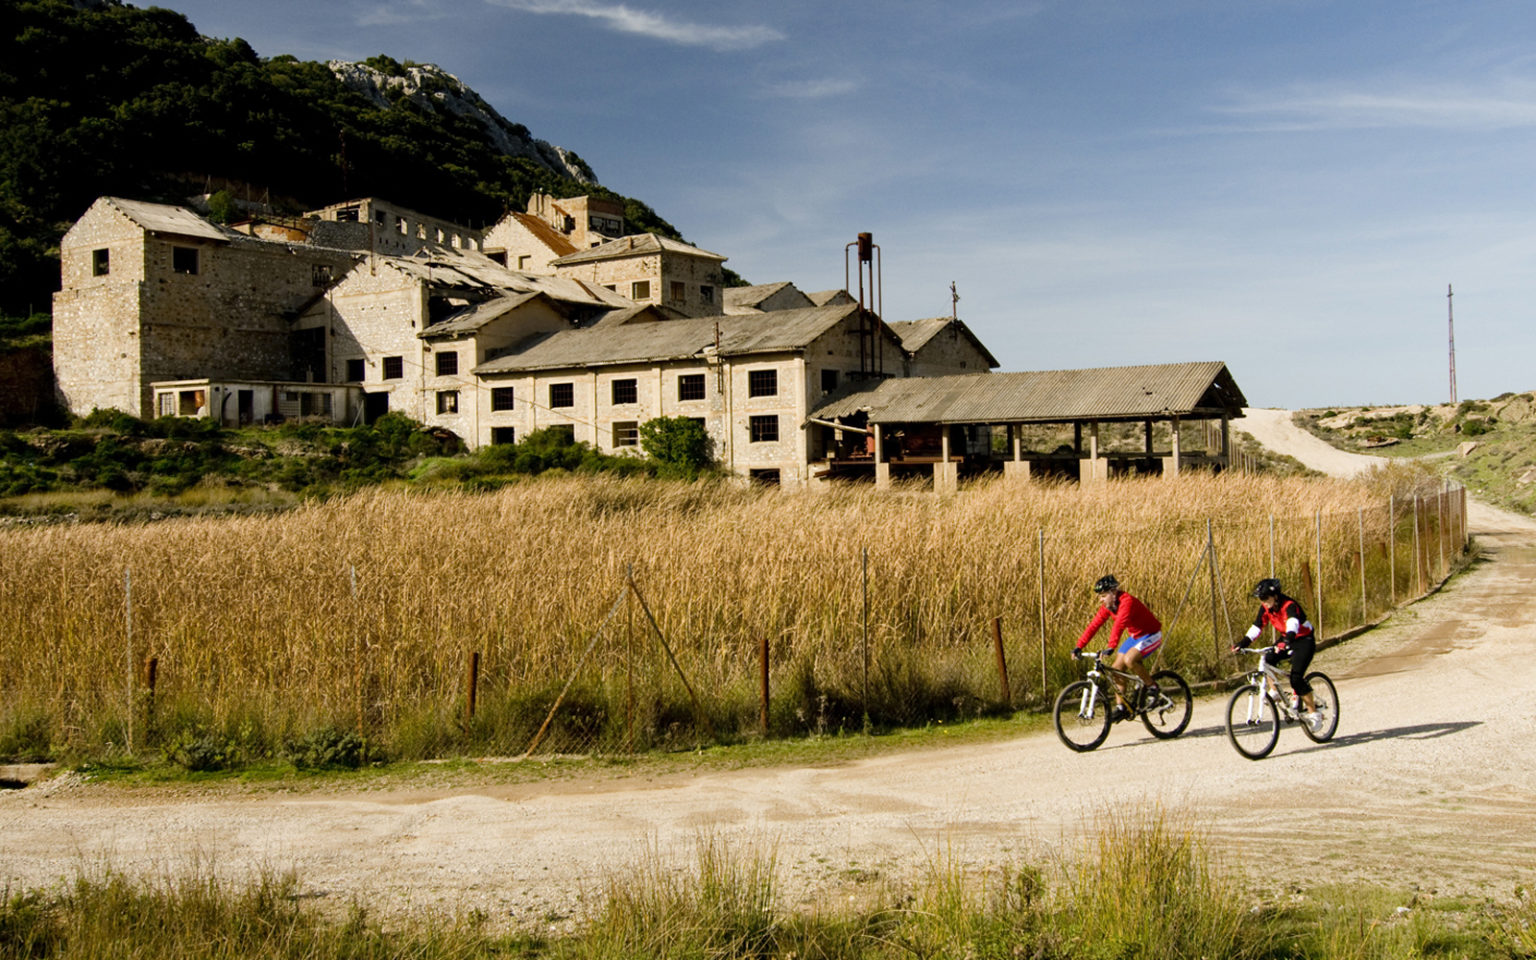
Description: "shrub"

(282, 727), (371, 770)
(640, 416), (712, 479)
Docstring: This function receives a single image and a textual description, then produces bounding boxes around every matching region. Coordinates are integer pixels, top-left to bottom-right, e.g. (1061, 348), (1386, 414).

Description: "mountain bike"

(1225, 646), (1339, 760)
(1052, 649), (1192, 752)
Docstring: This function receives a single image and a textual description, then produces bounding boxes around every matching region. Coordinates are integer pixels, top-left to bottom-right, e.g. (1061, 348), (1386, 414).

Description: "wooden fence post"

(991, 617), (1011, 706)
(759, 634), (770, 736)
(465, 650), (480, 723)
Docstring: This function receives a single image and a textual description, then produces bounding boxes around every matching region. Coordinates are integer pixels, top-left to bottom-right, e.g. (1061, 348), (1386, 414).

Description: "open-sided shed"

(806, 360), (1248, 491)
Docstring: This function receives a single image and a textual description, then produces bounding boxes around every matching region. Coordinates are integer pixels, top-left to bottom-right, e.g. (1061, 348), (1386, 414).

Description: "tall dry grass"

(0, 467), (1462, 759)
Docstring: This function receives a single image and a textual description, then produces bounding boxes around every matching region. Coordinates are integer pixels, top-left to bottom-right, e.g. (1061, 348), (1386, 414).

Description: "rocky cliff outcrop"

(328, 60), (596, 185)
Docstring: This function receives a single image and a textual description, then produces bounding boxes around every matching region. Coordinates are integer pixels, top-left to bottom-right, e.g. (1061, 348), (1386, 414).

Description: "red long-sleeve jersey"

(1075, 591), (1162, 650)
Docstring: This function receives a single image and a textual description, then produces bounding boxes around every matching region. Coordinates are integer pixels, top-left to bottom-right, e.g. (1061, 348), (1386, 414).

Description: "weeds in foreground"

(3, 809), (1529, 959)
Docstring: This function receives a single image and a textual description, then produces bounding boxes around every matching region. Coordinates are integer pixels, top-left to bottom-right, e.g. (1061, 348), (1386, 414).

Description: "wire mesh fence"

(0, 480), (1468, 760)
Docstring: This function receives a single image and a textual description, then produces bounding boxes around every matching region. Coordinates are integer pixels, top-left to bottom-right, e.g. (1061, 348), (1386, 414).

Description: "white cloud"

(1214, 80), (1536, 131)
(356, 0), (446, 27)
(487, 0), (783, 50)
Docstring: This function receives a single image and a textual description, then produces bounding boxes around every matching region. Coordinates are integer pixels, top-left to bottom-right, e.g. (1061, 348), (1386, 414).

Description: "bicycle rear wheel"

(1141, 669), (1192, 739)
(1054, 680), (1112, 752)
(1299, 672), (1339, 742)
(1225, 685), (1279, 760)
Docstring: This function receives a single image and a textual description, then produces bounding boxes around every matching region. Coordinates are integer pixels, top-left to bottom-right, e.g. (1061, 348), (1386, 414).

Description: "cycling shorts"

(1115, 631), (1163, 656)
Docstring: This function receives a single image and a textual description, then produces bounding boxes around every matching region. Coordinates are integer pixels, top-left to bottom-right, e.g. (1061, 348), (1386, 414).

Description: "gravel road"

(4, 411), (1533, 923)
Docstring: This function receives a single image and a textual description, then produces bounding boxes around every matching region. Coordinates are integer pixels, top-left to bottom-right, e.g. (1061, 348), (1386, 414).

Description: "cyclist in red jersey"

(1074, 574), (1164, 721)
(1234, 577), (1319, 723)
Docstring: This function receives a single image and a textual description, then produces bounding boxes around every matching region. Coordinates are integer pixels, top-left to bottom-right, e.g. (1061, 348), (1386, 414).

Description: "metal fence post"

(1389, 495), (1396, 606)
(1314, 511), (1324, 641)
(991, 617), (1011, 706)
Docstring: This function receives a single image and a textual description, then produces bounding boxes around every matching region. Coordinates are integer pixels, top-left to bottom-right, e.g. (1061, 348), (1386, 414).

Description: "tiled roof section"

(475, 303), (860, 375)
(106, 197), (231, 242)
(419, 291), (546, 338)
(509, 212), (578, 257)
(809, 362), (1248, 425)
(549, 233), (726, 266)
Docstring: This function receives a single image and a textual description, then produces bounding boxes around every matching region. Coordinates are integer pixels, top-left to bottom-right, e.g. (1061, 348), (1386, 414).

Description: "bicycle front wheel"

(1141, 669), (1192, 739)
(1225, 685), (1279, 760)
(1300, 672), (1339, 743)
(1054, 680), (1112, 752)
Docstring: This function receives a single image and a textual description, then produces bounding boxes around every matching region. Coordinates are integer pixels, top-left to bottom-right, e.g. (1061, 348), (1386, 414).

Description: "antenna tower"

(1447, 283), (1457, 405)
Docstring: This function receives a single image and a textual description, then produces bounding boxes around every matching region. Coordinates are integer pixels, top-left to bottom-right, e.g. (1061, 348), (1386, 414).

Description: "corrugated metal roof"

(810, 361), (1247, 424)
(378, 250), (633, 308)
(474, 302), (860, 375)
(550, 233), (726, 266)
(806, 289), (854, 306)
(887, 317), (949, 353)
(724, 281), (813, 314)
(106, 197), (231, 242)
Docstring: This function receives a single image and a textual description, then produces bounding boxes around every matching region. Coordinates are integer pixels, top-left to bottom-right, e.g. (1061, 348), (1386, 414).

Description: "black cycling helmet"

(1092, 574), (1120, 594)
(1252, 577), (1282, 600)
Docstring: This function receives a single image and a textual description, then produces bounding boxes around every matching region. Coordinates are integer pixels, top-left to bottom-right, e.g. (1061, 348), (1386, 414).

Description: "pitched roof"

(104, 197), (231, 242)
(375, 248), (634, 309)
(505, 212), (578, 257)
(887, 317), (1001, 368)
(806, 289), (854, 306)
(810, 361), (1247, 425)
(475, 302), (862, 375)
(549, 233), (726, 266)
(419, 291), (548, 338)
(723, 281), (810, 313)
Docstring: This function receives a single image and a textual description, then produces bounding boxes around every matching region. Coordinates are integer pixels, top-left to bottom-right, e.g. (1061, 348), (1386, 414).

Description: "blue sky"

(166, 0), (1536, 408)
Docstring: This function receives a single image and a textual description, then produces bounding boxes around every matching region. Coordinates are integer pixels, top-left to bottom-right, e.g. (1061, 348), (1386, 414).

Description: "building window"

(436, 390), (459, 414)
(397, 218), (408, 235)
(748, 369), (777, 398)
(700, 285), (713, 304)
(517, 254), (531, 269)
(749, 468), (781, 487)
(611, 378), (638, 405)
(436, 351), (458, 376)
(549, 424), (575, 442)
(179, 390), (205, 416)
(92, 248), (110, 277)
(749, 415), (779, 443)
(382, 356), (403, 380)
(346, 358), (365, 382)
(375, 211), (387, 226)
(821, 369), (839, 393)
(613, 421), (639, 447)
(678, 373), (705, 401)
(550, 383), (574, 408)
(312, 264), (332, 286)
(491, 426), (516, 445)
(490, 387), (515, 411)
(669, 281), (685, 302)
(157, 393), (175, 417)
(172, 246), (199, 275)
(335, 205), (360, 222)
(631, 280), (651, 300)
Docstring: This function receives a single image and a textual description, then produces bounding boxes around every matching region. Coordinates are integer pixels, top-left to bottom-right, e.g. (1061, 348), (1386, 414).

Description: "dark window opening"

(491, 426), (516, 445)
(631, 280), (651, 300)
(382, 356), (403, 380)
(312, 264), (332, 286)
(700, 285), (714, 304)
(613, 421), (639, 446)
(821, 369), (839, 393)
(436, 390), (459, 414)
(92, 248), (110, 277)
(345, 358), (365, 382)
(491, 387), (515, 411)
(678, 374), (706, 401)
(172, 246), (199, 275)
(749, 469), (781, 487)
(749, 415), (779, 443)
(748, 369), (777, 398)
(550, 383), (575, 408)
(669, 281), (685, 302)
(611, 378), (638, 405)
(436, 351), (458, 376)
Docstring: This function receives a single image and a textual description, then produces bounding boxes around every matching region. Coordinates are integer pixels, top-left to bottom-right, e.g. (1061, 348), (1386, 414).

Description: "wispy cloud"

(1214, 80), (1536, 131)
(487, 0), (783, 51)
(356, 0), (446, 27)
(759, 76), (860, 100)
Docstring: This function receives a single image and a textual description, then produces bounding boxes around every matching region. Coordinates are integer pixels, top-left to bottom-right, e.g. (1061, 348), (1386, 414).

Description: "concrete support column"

(874, 423), (891, 490)
(1164, 416), (1182, 477)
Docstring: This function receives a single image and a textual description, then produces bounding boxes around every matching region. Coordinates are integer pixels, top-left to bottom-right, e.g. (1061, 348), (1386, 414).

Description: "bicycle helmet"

(1092, 574), (1120, 594)
(1252, 577), (1282, 600)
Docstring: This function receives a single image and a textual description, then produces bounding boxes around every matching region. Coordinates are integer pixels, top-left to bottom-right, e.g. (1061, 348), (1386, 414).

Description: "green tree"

(639, 416), (711, 479)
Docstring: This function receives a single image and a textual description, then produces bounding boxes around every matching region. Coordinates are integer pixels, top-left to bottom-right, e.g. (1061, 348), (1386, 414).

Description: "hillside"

(0, 0), (686, 319)
(1294, 392), (1536, 513)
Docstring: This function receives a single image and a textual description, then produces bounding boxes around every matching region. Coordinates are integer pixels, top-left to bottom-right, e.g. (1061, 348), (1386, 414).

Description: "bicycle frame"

(1235, 647), (1302, 721)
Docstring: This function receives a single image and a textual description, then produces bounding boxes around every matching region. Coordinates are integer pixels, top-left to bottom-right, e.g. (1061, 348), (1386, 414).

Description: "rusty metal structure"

(845, 232), (884, 379)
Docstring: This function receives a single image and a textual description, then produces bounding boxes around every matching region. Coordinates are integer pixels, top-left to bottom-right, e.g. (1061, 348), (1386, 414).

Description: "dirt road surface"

(4, 412), (1534, 924)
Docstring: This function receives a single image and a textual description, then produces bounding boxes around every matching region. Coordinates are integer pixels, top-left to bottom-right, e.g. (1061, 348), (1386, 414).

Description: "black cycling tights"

(1263, 634), (1315, 696)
